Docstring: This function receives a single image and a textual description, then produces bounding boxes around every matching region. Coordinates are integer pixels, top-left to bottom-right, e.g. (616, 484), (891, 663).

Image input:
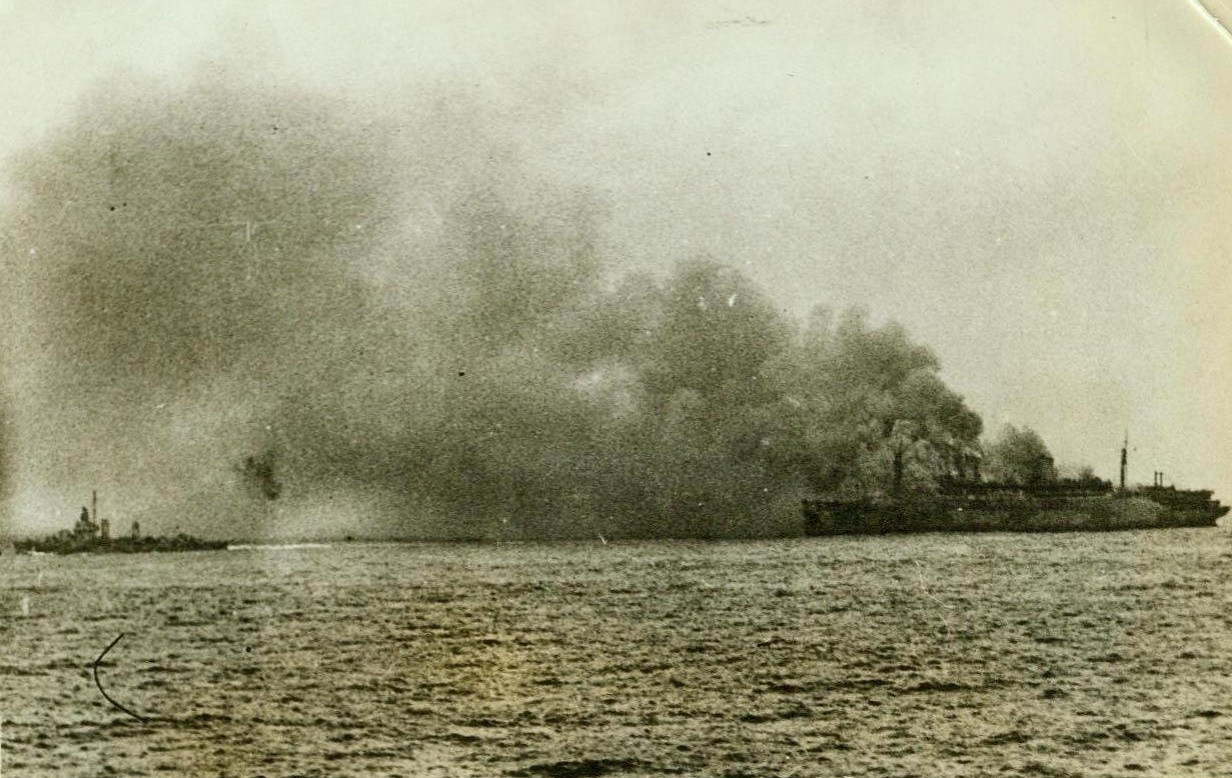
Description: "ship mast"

(1120, 432), (1128, 491)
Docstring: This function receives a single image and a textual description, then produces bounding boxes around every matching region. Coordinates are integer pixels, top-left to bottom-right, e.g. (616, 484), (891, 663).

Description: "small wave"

(226, 543), (332, 551)
(0, 665), (44, 677)
(510, 758), (646, 778)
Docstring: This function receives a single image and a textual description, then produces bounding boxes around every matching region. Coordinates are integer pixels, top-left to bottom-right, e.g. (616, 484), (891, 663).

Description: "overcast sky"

(3, 0), (1231, 520)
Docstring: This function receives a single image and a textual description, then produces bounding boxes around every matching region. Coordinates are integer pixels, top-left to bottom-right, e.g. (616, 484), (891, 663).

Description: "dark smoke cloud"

(2, 70), (406, 536)
(2, 69), (984, 540)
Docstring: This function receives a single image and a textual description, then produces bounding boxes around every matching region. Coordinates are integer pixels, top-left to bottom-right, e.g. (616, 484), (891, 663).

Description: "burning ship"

(13, 492), (228, 554)
(803, 438), (1228, 535)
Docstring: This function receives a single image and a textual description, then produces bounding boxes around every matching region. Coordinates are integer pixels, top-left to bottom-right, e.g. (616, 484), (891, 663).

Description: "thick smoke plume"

(1, 71), (982, 540)
(983, 424), (1058, 486)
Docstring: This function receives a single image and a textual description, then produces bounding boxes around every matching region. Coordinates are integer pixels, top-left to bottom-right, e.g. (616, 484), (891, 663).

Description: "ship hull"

(13, 536), (229, 554)
(803, 494), (1228, 536)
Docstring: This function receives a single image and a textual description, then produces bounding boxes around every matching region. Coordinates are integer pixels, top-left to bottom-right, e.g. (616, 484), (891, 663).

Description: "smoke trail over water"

(1, 69), (982, 540)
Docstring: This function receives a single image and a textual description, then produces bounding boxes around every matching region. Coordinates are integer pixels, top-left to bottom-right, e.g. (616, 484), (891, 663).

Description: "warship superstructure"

(13, 492), (228, 554)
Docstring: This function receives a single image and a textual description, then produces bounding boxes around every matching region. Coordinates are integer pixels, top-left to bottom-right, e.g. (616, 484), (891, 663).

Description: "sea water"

(3, 529), (1232, 777)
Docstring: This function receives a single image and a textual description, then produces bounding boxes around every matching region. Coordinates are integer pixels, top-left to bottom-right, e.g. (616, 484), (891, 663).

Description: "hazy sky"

(2, 0), (1231, 525)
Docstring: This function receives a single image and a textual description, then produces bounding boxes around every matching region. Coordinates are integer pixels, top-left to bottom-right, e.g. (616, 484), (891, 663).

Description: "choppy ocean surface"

(4, 529), (1232, 777)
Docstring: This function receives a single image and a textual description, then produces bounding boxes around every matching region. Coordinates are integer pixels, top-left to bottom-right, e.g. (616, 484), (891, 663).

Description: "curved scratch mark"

(93, 633), (146, 722)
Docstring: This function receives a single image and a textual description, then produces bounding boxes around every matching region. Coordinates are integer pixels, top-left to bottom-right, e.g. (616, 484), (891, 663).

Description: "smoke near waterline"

(1, 71), (985, 540)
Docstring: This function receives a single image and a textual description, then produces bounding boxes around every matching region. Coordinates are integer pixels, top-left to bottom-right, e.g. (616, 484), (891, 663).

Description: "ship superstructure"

(803, 439), (1228, 535)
